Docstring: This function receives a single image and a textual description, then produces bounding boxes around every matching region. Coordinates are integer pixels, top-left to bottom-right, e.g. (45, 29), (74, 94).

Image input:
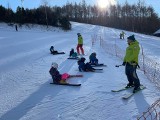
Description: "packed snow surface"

(0, 22), (160, 120)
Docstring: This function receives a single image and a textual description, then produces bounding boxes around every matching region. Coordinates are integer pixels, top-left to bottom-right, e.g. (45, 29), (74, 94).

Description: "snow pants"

(125, 63), (140, 89)
(77, 44), (84, 55)
(90, 58), (98, 64)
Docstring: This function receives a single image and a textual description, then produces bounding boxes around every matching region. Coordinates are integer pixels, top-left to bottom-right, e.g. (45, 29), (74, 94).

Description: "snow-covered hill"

(0, 22), (159, 120)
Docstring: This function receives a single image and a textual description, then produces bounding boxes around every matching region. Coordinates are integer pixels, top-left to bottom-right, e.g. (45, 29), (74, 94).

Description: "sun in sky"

(97, 0), (117, 9)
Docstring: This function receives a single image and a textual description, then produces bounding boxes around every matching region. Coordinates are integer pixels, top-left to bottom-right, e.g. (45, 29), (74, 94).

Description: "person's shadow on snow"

(133, 91), (150, 118)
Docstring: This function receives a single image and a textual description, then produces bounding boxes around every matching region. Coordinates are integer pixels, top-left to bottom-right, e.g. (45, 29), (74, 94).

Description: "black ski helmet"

(81, 57), (86, 62)
(77, 33), (81, 36)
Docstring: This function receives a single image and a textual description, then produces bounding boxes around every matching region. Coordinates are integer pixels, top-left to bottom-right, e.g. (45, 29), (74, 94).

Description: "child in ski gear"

(122, 35), (141, 93)
(49, 62), (61, 83)
(49, 62), (70, 83)
(50, 46), (58, 54)
(76, 33), (84, 55)
(77, 57), (95, 72)
(89, 52), (98, 65)
(69, 48), (78, 58)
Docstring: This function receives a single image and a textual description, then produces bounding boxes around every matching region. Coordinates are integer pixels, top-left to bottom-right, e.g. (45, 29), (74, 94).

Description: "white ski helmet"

(52, 62), (58, 69)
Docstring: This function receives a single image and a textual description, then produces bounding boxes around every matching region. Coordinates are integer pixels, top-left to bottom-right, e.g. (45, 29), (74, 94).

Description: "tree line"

(0, 5), (71, 30)
(0, 0), (160, 34)
(62, 0), (160, 34)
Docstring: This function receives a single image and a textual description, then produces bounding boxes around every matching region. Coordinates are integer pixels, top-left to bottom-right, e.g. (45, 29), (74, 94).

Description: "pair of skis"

(51, 52), (65, 55)
(86, 63), (106, 72)
(77, 68), (103, 73)
(111, 85), (146, 99)
(50, 83), (81, 86)
(67, 57), (80, 60)
(50, 75), (82, 86)
(91, 63), (107, 67)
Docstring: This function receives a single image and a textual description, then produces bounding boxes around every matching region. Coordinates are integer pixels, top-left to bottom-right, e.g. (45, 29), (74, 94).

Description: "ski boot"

(125, 83), (134, 88)
(133, 86), (141, 93)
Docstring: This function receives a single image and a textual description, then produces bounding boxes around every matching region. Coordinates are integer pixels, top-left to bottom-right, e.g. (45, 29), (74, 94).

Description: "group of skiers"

(49, 33), (99, 82)
(49, 54), (99, 84)
(49, 33), (141, 93)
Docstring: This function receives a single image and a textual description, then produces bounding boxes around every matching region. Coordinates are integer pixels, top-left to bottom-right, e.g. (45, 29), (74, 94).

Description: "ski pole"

(115, 65), (123, 67)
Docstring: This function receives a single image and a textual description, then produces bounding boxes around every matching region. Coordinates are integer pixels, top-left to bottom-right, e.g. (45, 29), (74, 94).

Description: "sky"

(0, 21), (160, 120)
(0, 0), (160, 16)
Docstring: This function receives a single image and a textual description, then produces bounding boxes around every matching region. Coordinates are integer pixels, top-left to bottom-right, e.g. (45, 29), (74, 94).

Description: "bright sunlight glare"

(97, 0), (117, 9)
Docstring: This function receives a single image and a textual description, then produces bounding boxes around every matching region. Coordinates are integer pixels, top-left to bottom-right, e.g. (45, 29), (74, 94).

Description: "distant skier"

(77, 57), (95, 72)
(122, 35), (141, 93)
(120, 31), (125, 39)
(50, 46), (65, 55)
(15, 24), (18, 31)
(76, 33), (84, 55)
(89, 52), (98, 65)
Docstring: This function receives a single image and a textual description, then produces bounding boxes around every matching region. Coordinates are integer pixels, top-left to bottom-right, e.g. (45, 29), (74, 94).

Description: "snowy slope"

(0, 22), (160, 120)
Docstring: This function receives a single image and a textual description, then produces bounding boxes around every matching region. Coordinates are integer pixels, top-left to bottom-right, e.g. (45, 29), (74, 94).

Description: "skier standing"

(76, 33), (84, 55)
(122, 35), (141, 93)
(15, 24), (18, 31)
(120, 31), (125, 39)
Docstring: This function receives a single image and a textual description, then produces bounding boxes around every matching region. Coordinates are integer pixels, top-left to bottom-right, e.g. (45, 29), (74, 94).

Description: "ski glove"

(122, 62), (126, 66)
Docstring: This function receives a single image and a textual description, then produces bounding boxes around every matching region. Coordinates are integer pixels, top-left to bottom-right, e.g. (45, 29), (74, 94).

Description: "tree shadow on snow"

(0, 59), (81, 120)
(58, 58), (94, 84)
(0, 79), (81, 120)
(58, 58), (77, 73)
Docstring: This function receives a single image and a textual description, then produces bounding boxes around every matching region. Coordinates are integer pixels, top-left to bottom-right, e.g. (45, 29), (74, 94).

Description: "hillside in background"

(1, 0), (160, 34)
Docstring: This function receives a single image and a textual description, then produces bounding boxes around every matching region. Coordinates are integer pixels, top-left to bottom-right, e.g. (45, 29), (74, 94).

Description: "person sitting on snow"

(69, 48), (78, 58)
(49, 62), (71, 84)
(50, 46), (58, 54)
(89, 52), (98, 65)
(77, 57), (95, 72)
